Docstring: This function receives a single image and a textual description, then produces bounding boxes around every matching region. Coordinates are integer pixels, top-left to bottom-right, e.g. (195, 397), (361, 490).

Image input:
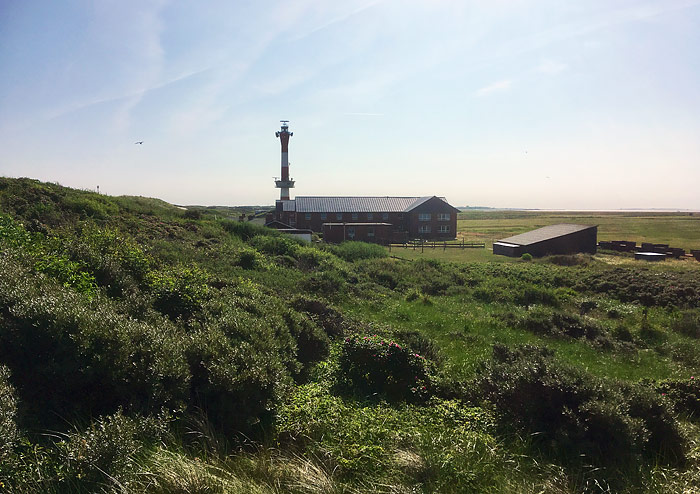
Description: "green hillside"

(1, 177), (699, 493)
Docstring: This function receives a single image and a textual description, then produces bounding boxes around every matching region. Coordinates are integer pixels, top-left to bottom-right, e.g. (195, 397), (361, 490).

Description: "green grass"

(342, 293), (684, 383)
(457, 210), (700, 251)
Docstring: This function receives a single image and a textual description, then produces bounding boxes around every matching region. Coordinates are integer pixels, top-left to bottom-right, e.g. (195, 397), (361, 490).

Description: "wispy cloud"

(344, 112), (384, 116)
(475, 80), (512, 97)
(287, 0), (385, 42)
(537, 59), (567, 75)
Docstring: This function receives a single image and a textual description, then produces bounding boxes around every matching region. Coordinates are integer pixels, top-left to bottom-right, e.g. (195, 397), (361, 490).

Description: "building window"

(382, 213), (389, 221)
(419, 225), (431, 233)
(367, 227), (375, 237)
(347, 227), (355, 239)
(320, 213), (327, 221)
(418, 213), (431, 221)
(439, 225), (450, 233)
(351, 213), (358, 220)
(305, 213), (311, 220)
(367, 213), (373, 221)
(438, 213), (450, 221)
(336, 213), (343, 220)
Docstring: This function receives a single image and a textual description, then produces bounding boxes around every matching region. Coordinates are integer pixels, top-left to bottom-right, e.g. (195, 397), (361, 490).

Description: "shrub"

(671, 310), (700, 338)
(0, 257), (190, 426)
(473, 344), (686, 466)
(505, 307), (605, 342)
(234, 247), (263, 270)
(302, 270), (346, 296)
(520, 253), (533, 261)
(295, 246), (340, 271)
(34, 255), (97, 298)
(327, 241), (387, 262)
(183, 209), (202, 220)
(577, 267), (700, 308)
(185, 323), (293, 436)
(472, 283), (510, 303)
(337, 334), (433, 402)
(146, 265), (210, 320)
(250, 234), (300, 257)
(392, 330), (444, 366)
(188, 291), (302, 435)
(59, 410), (169, 486)
(290, 297), (345, 338)
(625, 383), (687, 464)
(655, 377), (700, 418)
(0, 366), (18, 462)
(546, 254), (591, 266)
(405, 290), (420, 302)
(63, 194), (117, 220)
(513, 283), (560, 307)
(65, 226), (151, 295)
(283, 310), (331, 369)
(220, 220), (269, 241)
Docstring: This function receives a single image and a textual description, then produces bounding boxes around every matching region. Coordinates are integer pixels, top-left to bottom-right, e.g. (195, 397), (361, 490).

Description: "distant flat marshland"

(388, 210), (700, 263)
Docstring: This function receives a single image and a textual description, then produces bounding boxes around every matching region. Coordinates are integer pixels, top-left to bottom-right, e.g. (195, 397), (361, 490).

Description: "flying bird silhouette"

(135, 141), (143, 145)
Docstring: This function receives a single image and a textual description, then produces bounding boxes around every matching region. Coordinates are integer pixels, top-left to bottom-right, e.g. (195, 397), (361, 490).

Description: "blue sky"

(1, 0), (699, 208)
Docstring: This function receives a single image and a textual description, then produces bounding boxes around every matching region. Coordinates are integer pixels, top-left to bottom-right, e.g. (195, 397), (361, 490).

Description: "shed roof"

(294, 196), (451, 213)
(497, 224), (596, 246)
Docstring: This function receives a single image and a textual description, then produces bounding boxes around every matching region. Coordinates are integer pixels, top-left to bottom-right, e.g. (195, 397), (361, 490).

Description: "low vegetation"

(1, 177), (699, 493)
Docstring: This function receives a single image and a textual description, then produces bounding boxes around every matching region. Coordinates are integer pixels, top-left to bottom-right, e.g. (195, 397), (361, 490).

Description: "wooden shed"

(493, 224), (597, 258)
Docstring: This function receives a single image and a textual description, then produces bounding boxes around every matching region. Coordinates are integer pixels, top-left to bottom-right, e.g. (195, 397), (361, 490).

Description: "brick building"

(272, 195), (458, 243)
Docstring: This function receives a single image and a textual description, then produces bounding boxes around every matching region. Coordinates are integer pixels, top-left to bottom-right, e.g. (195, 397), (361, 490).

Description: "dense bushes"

(282, 310), (330, 367)
(64, 225), (151, 296)
(473, 344), (686, 466)
(655, 377), (700, 417)
(291, 296), (346, 338)
(337, 334), (433, 402)
(502, 307), (606, 343)
(249, 234), (301, 257)
(3, 178), (700, 492)
(326, 241), (388, 262)
(577, 267), (700, 308)
(0, 255), (190, 425)
(146, 265), (211, 320)
(186, 322), (291, 435)
(0, 252), (331, 437)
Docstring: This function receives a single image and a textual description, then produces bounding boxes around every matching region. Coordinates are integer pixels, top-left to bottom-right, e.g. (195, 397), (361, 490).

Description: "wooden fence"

(388, 239), (485, 253)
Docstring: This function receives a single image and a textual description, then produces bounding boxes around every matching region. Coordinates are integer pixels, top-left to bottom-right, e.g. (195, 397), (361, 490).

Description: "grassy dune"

(1, 178), (700, 493)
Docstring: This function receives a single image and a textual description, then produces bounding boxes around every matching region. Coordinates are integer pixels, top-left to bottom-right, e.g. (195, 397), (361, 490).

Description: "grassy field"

(387, 210), (700, 264)
(458, 210), (700, 250)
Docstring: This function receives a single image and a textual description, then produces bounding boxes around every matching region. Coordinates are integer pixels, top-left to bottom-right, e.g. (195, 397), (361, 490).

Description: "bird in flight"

(135, 141), (143, 145)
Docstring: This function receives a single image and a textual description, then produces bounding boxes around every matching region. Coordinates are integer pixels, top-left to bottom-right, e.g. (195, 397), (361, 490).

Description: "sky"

(1, 0), (699, 209)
